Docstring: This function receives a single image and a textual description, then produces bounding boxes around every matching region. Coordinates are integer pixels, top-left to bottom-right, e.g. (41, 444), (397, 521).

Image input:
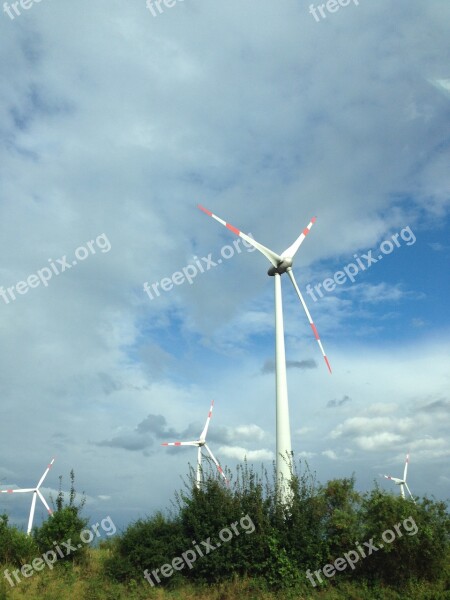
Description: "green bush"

(104, 512), (186, 585)
(358, 488), (450, 586)
(0, 513), (38, 565)
(33, 470), (89, 565)
(101, 458), (450, 594)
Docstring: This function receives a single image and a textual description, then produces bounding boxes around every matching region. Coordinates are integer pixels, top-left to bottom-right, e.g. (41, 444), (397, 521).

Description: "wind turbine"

(161, 400), (228, 488)
(0, 458), (55, 535)
(383, 453), (416, 503)
(198, 205), (331, 498)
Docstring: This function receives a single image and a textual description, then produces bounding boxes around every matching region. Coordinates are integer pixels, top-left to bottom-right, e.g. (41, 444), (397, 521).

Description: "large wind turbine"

(161, 400), (228, 488)
(198, 205), (331, 498)
(383, 453), (416, 503)
(0, 458), (55, 535)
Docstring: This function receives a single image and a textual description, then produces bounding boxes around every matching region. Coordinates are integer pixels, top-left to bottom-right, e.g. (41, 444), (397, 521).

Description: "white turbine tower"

(0, 458), (55, 535)
(198, 205), (331, 499)
(383, 453), (416, 503)
(161, 400), (228, 488)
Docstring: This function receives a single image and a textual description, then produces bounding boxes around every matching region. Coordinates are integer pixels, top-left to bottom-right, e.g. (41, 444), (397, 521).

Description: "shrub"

(0, 513), (38, 565)
(33, 470), (89, 564)
(104, 512), (186, 585)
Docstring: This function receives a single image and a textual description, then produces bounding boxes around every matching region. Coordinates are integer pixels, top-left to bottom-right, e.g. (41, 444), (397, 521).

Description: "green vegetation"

(0, 462), (448, 599)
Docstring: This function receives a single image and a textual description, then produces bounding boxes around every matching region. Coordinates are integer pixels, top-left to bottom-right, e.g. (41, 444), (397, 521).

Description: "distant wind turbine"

(161, 400), (228, 488)
(0, 458), (55, 535)
(383, 453), (416, 503)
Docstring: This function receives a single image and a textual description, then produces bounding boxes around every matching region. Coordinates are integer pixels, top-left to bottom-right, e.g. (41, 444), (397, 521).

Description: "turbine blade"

(200, 400), (214, 441)
(403, 453), (409, 481)
(161, 441), (198, 447)
(384, 475), (403, 484)
(27, 492), (37, 535)
(286, 269), (332, 373)
(204, 444), (228, 485)
(37, 489), (53, 515)
(0, 488), (35, 493)
(36, 458), (55, 490)
(197, 446), (202, 487)
(198, 204), (281, 268)
(404, 483), (416, 504)
(280, 217), (317, 258)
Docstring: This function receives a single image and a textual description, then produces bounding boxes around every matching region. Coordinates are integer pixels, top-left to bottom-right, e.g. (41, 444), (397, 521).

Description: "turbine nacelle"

(387, 477), (405, 485)
(267, 258), (293, 276)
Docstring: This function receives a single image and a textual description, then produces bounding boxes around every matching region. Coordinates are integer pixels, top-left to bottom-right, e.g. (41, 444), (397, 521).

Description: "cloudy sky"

(0, 0), (449, 532)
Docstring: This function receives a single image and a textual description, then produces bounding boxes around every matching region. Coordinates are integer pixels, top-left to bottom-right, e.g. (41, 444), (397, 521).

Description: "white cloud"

(218, 446), (274, 462)
(366, 403), (399, 416)
(322, 450), (338, 460)
(295, 427), (314, 436)
(232, 425), (266, 442)
(297, 451), (316, 459)
(353, 433), (404, 451)
(429, 78), (450, 99)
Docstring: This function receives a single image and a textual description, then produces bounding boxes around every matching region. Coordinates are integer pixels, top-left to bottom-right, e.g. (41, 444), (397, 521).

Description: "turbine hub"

(267, 257), (293, 276)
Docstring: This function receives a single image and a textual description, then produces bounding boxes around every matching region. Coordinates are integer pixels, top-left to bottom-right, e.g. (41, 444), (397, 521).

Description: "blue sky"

(0, 0), (449, 533)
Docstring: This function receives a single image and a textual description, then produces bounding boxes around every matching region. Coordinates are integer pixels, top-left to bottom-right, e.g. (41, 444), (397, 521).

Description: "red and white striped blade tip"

(280, 216), (318, 258)
(1, 488), (35, 493)
(198, 204), (239, 236)
(200, 400), (215, 440)
(161, 441), (197, 446)
(308, 321), (332, 374)
(197, 204), (281, 267)
(286, 270), (332, 374)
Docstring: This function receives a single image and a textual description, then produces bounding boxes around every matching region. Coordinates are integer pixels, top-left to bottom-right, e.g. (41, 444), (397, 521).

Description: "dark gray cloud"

(95, 414), (202, 453)
(327, 395), (352, 409)
(416, 398), (450, 413)
(96, 413), (182, 453)
(95, 413), (268, 454)
(97, 434), (153, 453)
(97, 372), (123, 395)
(135, 414), (179, 438)
(261, 359), (317, 374)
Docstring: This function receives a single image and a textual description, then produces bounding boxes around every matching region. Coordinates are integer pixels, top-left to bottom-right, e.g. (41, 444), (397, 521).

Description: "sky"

(0, 0), (449, 533)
